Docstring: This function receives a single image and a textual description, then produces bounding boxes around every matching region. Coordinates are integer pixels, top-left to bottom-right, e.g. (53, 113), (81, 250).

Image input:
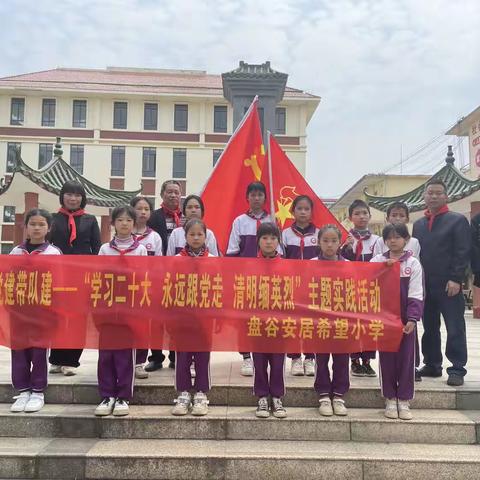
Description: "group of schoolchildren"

(7, 179), (424, 423)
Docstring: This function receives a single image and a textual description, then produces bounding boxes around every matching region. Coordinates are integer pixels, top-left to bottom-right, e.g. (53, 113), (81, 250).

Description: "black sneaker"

(351, 360), (366, 377)
(415, 369), (422, 382)
(363, 362), (377, 377)
(447, 374), (464, 386)
(418, 365), (442, 378)
(144, 361), (163, 372)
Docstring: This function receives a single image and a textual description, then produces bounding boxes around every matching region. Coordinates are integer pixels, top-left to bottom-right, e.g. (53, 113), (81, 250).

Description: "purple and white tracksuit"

(371, 252), (424, 400)
(97, 238), (147, 399)
(9, 242), (62, 393)
(311, 254), (350, 397)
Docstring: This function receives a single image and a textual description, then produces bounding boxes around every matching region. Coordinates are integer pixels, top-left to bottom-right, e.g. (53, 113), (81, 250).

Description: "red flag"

(201, 98), (265, 253)
(263, 133), (348, 240)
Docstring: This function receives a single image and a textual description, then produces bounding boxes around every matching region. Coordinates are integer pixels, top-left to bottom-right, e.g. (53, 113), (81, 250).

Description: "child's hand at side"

(403, 321), (415, 335)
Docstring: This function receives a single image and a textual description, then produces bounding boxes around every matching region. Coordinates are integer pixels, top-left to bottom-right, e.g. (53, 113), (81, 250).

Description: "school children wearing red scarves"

(172, 219), (216, 417)
(95, 206), (147, 417)
(10, 209), (62, 413)
(341, 199), (379, 377)
(311, 225), (349, 417)
(49, 180), (101, 376)
(371, 223), (424, 420)
(226, 182), (282, 377)
(252, 222), (287, 419)
(281, 195), (319, 377)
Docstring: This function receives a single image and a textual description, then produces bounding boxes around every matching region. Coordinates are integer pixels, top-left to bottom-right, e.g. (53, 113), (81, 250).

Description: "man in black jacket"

(413, 179), (470, 386)
(145, 180), (184, 371)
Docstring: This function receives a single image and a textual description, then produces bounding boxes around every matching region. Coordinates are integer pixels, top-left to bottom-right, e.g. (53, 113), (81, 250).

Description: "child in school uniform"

(371, 223), (424, 420)
(167, 195), (219, 256)
(9, 209), (62, 413)
(282, 195), (319, 377)
(227, 181), (281, 377)
(341, 199), (379, 377)
(95, 206), (147, 417)
(311, 225), (350, 416)
(172, 219), (217, 417)
(130, 196), (163, 379)
(253, 222), (287, 419)
(372, 201), (422, 382)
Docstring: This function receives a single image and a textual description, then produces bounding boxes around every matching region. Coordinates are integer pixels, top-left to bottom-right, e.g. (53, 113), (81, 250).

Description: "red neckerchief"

(257, 250), (280, 259)
(58, 208), (85, 246)
(350, 229), (372, 261)
(18, 241), (50, 255)
(291, 223), (316, 258)
(424, 205), (449, 231)
(109, 236), (141, 256)
(134, 227), (153, 241)
(161, 204), (182, 227)
(246, 210), (269, 230)
(179, 245), (209, 257)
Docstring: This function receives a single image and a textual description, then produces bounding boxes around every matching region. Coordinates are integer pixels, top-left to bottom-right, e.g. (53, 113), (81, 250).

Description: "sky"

(0, 0), (479, 197)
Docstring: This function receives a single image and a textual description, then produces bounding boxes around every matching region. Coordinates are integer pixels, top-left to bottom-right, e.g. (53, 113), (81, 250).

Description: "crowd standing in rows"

(6, 177), (473, 422)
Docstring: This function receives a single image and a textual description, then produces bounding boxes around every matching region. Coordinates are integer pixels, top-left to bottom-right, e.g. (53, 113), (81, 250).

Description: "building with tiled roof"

(0, 62), (320, 252)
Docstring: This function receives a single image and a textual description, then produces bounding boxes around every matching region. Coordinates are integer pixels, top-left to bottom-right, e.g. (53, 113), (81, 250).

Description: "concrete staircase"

(0, 380), (480, 479)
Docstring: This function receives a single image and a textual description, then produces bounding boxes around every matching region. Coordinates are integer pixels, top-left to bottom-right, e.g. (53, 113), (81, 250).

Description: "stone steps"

(0, 404), (479, 445)
(1, 436), (480, 480)
(1, 381), (479, 409)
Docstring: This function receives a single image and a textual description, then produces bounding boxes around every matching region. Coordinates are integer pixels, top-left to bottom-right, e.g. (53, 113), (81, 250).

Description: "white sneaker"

(384, 398), (398, 419)
(255, 396), (270, 418)
(10, 392), (31, 412)
(272, 397), (287, 418)
(291, 358), (304, 376)
(135, 365), (148, 379)
(94, 397), (115, 416)
(319, 397), (333, 416)
(191, 391), (209, 416)
(190, 362), (196, 378)
(49, 364), (62, 374)
(240, 357), (253, 376)
(304, 358), (315, 376)
(24, 392), (44, 412)
(172, 391), (192, 416)
(332, 397), (348, 416)
(113, 398), (129, 416)
(61, 366), (76, 376)
(398, 400), (412, 420)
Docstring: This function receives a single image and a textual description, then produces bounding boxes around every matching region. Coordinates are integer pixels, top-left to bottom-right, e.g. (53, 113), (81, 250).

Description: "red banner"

(0, 256), (402, 353)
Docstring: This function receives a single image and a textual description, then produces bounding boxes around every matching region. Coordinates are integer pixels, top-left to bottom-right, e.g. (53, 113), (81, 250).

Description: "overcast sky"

(1, 0), (478, 197)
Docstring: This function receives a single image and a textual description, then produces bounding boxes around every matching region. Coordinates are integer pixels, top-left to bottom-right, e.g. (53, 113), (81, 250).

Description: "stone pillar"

(100, 215), (111, 243)
(14, 213), (24, 245)
(24, 192), (39, 212)
(471, 201), (480, 318)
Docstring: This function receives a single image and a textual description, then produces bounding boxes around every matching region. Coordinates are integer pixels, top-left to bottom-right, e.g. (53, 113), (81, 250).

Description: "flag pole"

(267, 130), (275, 223)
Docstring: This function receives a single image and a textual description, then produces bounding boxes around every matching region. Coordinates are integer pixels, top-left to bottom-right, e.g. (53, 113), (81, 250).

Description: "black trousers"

(49, 349), (83, 368)
(148, 350), (175, 364)
(422, 279), (467, 377)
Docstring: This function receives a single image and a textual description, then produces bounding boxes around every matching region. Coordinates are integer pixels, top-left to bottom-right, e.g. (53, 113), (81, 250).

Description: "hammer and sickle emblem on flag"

(275, 185), (299, 227)
(244, 145), (265, 181)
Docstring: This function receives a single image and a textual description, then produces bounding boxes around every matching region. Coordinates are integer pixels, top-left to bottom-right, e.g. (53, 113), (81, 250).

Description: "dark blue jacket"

(412, 211), (470, 284)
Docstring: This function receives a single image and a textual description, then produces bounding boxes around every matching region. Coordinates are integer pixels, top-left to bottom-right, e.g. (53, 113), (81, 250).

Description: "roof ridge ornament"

(54, 137), (63, 159)
(445, 145), (455, 165)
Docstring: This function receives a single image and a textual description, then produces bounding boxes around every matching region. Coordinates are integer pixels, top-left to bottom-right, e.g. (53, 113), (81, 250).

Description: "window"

(142, 147), (156, 177)
(6, 143), (20, 173)
(70, 145), (84, 174)
(3, 206), (15, 223)
(111, 146), (125, 176)
(113, 102), (128, 129)
(1, 244), (13, 254)
(172, 149), (186, 178)
(275, 107), (286, 135)
(214, 105), (227, 133)
(144, 103), (158, 130)
(41, 99), (56, 127)
(213, 149), (223, 167)
(38, 144), (53, 168)
(10, 98), (25, 125)
(174, 104), (188, 131)
(72, 100), (87, 128)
